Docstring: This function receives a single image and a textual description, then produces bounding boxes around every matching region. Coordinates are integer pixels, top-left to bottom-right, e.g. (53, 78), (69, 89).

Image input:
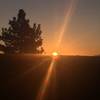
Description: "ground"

(0, 55), (100, 100)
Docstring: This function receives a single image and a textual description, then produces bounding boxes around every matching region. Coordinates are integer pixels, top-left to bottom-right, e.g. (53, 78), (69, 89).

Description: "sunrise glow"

(52, 52), (59, 57)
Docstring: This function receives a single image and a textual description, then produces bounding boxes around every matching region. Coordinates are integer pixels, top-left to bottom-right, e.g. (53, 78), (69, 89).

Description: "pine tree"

(0, 9), (44, 54)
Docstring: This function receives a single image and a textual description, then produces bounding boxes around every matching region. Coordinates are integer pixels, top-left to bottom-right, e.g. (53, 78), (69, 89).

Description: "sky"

(0, 0), (100, 55)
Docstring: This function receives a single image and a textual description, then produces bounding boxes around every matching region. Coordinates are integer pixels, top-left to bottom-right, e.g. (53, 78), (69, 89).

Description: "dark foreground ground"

(0, 55), (100, 100)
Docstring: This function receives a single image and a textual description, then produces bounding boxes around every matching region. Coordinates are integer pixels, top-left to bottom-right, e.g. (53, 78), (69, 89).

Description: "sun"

(52, 52), (59, 57)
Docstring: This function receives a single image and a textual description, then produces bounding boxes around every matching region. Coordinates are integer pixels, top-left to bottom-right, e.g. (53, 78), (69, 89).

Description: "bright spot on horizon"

(52, 52), (59, 57)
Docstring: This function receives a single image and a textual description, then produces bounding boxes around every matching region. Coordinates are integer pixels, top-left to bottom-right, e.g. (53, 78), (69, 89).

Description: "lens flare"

(36, 0), (78, 100)
(36, 59), (56, 100)
(56, 0), (78, 50)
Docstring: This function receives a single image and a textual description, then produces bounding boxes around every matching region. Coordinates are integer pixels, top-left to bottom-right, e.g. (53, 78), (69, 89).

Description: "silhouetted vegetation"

(0, 9), (44, 54)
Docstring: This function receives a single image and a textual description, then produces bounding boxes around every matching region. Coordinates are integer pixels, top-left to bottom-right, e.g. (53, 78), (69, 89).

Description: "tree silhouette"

(0, 9), (44, 54)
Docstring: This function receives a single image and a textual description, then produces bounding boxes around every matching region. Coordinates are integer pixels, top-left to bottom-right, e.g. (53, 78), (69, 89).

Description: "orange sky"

(0, 0), (100, 55)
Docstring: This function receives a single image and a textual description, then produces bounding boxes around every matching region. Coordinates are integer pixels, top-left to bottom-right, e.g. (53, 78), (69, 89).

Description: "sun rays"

(36, 0), (78, 100)
(56, 0), (78, 50)
(36, 58), (56, 100)
(21, 58), (50, 77)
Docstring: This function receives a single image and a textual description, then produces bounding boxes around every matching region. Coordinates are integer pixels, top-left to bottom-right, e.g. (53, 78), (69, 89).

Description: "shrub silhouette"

(0, 9), (44, 54)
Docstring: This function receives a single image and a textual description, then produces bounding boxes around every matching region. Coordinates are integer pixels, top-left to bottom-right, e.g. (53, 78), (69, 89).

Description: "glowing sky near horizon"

(0, 0), (100, 55)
